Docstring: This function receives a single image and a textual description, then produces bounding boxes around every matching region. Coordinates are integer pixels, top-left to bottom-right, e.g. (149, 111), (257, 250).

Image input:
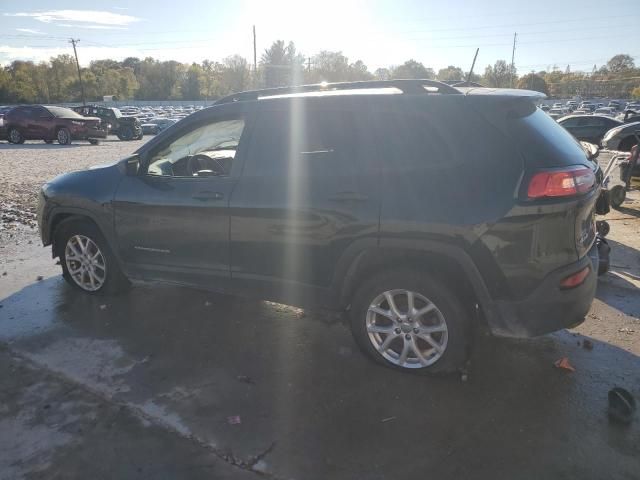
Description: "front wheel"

(55, 219), (129, 294)
(350, 270), (470, 374)
(57, 127), (71, 145)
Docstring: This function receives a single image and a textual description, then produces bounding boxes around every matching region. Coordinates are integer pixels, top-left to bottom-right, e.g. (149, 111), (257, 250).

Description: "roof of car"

(214, 80), (546, 106)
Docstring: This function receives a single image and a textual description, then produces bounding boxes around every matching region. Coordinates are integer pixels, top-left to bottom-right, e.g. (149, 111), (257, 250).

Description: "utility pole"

(69, 38), (86, 105)
(307, 57), (311, 73)
(252, 25), (257, 87)
(510, 32), (517, 88)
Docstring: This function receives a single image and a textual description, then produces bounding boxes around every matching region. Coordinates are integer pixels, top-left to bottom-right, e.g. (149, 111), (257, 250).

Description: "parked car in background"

(601, 121), (640, 151)
(548, 108), (567, 120)
(141, 117), (178, 135)
(580, 102), (596, 112)
(571, 108), (591, 115)
(558, 114), (622, 144)
(72, 105), (143, 140)
(3, 105), (106, 145)
(594, 107), (616, 117)
(539, 104), (550, 112)
(37, 80), (600, 374)
(608, 100), (623, 111)
(0, 106), (11, 139)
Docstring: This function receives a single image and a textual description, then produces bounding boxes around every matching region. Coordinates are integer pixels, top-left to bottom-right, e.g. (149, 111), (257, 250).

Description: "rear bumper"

(488, 242), (598, 337)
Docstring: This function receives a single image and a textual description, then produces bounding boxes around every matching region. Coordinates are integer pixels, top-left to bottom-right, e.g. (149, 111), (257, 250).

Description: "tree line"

(0, 41), (638, 104)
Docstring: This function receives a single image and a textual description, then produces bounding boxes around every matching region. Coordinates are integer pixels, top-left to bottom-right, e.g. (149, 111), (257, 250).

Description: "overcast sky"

(2, 0), (639, 73)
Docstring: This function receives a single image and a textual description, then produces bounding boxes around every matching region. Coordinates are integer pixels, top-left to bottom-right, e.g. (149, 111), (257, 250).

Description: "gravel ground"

(0, 138), (147, 230)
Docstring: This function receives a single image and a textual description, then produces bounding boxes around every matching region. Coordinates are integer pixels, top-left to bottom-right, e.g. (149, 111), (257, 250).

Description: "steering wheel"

(187, 154), (226, 176)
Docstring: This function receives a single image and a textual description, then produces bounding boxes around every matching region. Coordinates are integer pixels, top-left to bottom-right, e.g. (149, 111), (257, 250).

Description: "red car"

(3, 105), (107, 145)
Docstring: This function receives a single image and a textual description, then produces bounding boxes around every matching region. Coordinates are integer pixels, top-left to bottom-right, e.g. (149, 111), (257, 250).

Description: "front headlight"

(71, 120), (84, 126)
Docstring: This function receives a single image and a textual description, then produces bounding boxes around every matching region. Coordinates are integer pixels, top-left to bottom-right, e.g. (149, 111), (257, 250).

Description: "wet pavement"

(0, 231), (639, 480)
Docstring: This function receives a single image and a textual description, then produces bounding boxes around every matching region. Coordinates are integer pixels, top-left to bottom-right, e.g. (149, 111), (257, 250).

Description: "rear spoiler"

(456, 87), (546, 99)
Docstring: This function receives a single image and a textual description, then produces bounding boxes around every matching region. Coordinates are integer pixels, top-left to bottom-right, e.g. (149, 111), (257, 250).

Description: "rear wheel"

(610, 185), (626, 209)
(117, 126), (134, 141)
(350, 270), (470, 374)
(57, 127), (71, 145)
(55, 219), (129, 294)
(8, 128), (24, 144)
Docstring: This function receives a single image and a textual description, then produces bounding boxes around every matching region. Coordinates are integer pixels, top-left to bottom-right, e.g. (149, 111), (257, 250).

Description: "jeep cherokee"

(37, 80), (600, 373)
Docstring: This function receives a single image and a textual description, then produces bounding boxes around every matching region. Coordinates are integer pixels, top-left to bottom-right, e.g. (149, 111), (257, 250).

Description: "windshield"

(45, 106), (84, 118)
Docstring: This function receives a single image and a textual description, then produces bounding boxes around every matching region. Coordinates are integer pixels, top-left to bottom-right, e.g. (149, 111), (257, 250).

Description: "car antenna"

(466, 48), (479, 84)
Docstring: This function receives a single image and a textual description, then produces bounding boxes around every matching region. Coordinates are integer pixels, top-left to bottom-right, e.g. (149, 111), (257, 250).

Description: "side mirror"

(122, 155), (140, 176)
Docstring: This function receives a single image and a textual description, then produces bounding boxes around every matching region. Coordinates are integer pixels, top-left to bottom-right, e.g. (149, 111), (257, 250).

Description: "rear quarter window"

(504, 101), (590, 168)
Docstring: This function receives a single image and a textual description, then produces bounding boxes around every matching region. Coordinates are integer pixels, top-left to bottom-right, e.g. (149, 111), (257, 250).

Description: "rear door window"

(372, 111), (458, 172)
(244, 108), (362, 178)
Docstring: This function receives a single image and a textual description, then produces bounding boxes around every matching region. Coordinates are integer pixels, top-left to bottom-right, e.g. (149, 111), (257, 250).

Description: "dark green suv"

(72, 105), (143, 141)
(39, 80), (600, 374)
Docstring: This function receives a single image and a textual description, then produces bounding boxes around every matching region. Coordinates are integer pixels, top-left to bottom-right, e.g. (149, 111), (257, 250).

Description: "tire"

(610, 185), (626, 209)
(118, 126), (134, 141)
(349, 269), (470, 374)
(57, 127), (71, 145)
(8, 128), (24, 144)
(618, 136), (638, 152)
(596, 220), (610, 237)
(55, 219), (130, 295)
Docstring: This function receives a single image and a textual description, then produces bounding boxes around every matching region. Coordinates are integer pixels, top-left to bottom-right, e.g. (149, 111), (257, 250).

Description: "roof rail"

(214, 79), (461, 105)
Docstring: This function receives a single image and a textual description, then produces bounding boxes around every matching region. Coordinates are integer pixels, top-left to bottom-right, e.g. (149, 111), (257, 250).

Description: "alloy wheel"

(366, 289), (448, 368)
(57, 129), (69, 144)
(64, 235), (107, 291)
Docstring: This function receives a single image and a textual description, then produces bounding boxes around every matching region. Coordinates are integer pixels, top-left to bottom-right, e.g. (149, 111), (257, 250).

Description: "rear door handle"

(192, 191), (224, 201)
(328, 191), (369, 202)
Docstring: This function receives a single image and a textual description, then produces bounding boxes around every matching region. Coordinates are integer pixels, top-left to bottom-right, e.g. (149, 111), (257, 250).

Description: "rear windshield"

(504, 101), (590, 168)
(45, 106), (84, 119)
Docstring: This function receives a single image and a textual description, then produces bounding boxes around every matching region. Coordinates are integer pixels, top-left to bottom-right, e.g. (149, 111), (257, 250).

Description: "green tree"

(260, 40), (304, 87)
(517, 73), (549, 95)
(221, 55), (251, 94)
(483, 60), (516, 88)
(308, 51), (350, 82)
(437, 65), (464, 81)
(374, 67), (391, 80)
(182, 63), (204, 100)
(390, 60), (434, 79)
(606, 54), (635, 73)
(347, 60), (374, 81)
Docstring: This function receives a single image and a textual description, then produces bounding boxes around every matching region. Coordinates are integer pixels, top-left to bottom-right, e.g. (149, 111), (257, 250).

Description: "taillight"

(559, 266), (590, 289)
(527, 166), (595, 199)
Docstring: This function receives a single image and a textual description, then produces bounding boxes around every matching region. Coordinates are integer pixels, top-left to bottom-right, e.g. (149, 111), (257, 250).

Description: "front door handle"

(328, 191), (369, 202)
(192, 191), (224, 201)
